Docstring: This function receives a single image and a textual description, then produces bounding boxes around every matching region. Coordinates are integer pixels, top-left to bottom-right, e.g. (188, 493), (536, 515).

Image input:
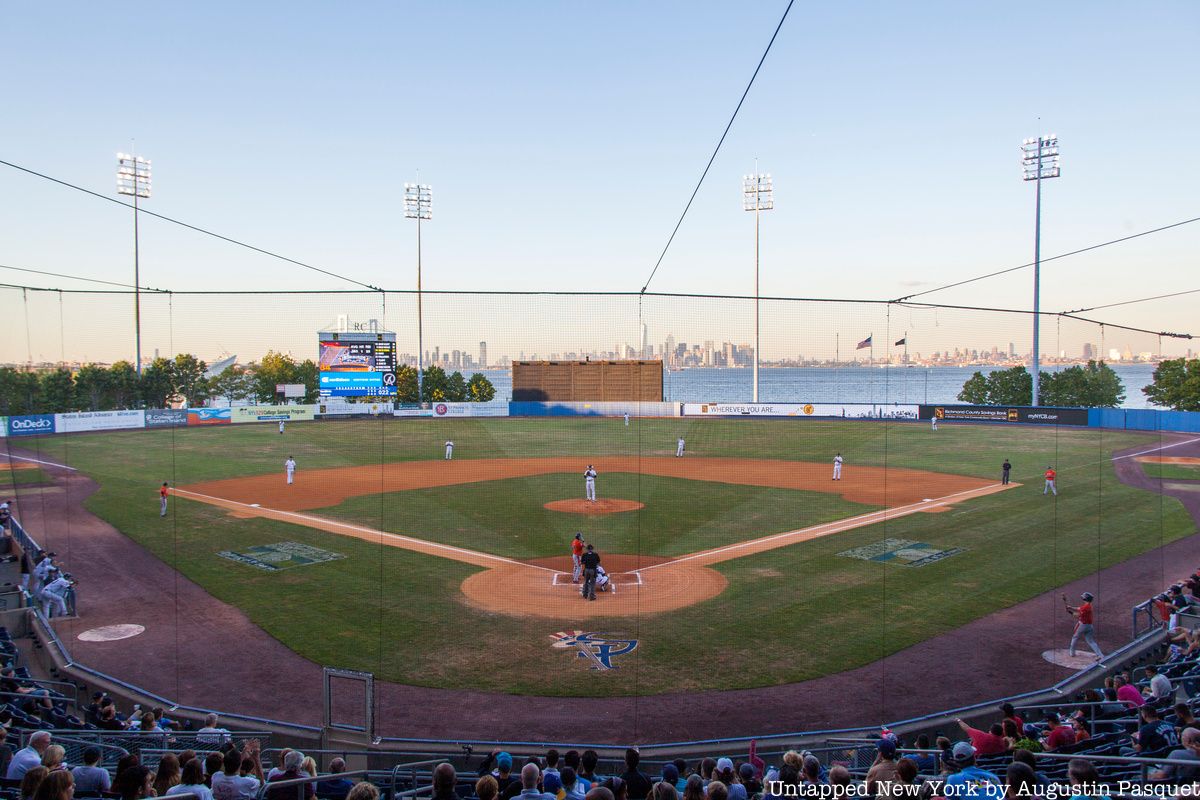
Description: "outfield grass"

(10, 418), (1196, 695)
(1142, 462), (1200, 481)
(1, 467), (50, 488)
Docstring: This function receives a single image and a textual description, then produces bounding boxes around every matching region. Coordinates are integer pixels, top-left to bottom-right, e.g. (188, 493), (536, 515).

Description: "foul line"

(3, 454), (78, 471)
(642, 482), (1015, 571)
(171, 488), (556, 573)
(1111, 436), (1200, 463)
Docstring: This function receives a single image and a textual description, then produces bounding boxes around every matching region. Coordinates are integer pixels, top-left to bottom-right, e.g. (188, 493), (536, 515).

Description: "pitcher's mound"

(1042, 649), (1103, 669)
(544, 499), (645, 515)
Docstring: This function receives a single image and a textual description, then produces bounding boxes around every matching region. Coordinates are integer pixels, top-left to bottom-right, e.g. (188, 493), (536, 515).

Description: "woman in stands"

(153, 754), (182, 797)
(31, 770), (73, 800)
(114, 766), (154, 800)
(300, 758), (318, 780)
(20, 766), (49, 800)
(165, 758), (213, 800)
(41, 746), (67, 774)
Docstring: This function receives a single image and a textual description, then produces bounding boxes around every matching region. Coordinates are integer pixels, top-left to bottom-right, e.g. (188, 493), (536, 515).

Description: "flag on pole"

(856, 335), (872, 350)
(894, 337), (906, 346)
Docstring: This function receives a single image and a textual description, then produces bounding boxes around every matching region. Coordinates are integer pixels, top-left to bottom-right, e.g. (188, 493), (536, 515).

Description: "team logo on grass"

(837, 538), (965, 568)
(550, 630), (638, 671)
(217, 542), (345, 571)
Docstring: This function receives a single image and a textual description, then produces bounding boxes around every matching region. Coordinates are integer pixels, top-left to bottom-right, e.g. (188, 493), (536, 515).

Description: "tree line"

(0, 352), (496, 416)
(958, 358), (1200, 411)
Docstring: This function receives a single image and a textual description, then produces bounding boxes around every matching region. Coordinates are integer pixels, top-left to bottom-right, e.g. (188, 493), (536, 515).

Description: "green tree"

(394, 365), (419, 404)
(0, 368), (40, 415)
(421, 365), (449, 402)
(171, 354), (209, 407)
(445, 371), (468, 402)
(467, 372), (496, 402)
(956, 366), (1032, 405)
(1143, 358), (1200, 411)
(108, 361), (141, 408)
(73, 363), (112, 411)
(296, 359), (320, 403)
(140, 357), (176, 408)
(210, 365), (255, 405)
(1040, 361), (1125, 408)
(39, 368), (76, 413)
(252, 351), (300, 403)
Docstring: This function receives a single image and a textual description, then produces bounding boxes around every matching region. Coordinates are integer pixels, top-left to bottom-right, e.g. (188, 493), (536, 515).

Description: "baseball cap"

(728, 784), (747, 800)
(716, 757), (734, 773)
(662, 764), (679, 784)
(1081, 592), (1094, 602)
(497, 752), (513, 770)
(877, 739), (897, 757)
(542, 774), (562, 794)
(738, 763), (755, 781)
(950, 742), (976, 763)
(575, 533), (582, 540)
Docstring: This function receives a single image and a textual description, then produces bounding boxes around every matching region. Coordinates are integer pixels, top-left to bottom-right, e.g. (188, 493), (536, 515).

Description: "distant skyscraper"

(479, 341), (487, 368)
(1082, 343), (1094, 360)
(641, 322), (649, 358)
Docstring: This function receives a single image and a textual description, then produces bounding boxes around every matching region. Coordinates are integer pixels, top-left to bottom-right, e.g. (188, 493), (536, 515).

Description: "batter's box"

(551, 572), (643, 586)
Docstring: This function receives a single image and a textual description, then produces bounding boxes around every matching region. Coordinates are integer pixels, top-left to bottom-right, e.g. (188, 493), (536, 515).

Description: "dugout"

(511, 359), (663, 401)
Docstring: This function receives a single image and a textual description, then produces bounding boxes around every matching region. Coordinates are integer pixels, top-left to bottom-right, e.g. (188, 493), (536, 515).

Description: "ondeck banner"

(918, 404), (1089, 426)
(231, 405), (316, 424)
(187, 408), (232, 426)
(55, 410), (146, 433)
(7, 414), (56, 437)
(682, 403), (918, 419)
(144, 409), (188, 428)
(432, 402), (509, 418)
(320, 401), (395, 416)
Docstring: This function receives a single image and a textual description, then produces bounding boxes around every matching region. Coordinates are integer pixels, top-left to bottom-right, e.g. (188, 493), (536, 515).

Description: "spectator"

(432, 764), (457, 800)
(827, 767), (851, 790)
(300, 757), (318, 780)
(1115, 676), (1146, 708)
(267, 750), (291, 781)
(649, 783), (677, 800)
(20, 767), (49, 800)
(866, 739), (901, 796)
(1010, 751), (1050, 789)
(197, 714), (232, 746)
(477, 776), (501, 800)
(346, 785), (378, 800)
(706, 782), (728, 800)
(942, 743), (1001, 799)
(71, 747), (110, 794)
(314, 758), (353, 800)
(1172, 703), (1199, 730)
(999, 703), (1025, 732)
(97, 704), (126, 731)
(544, 751), (561, 785)
(517, 763), (554, 800)
(956, 718), (1009, 755)
(206, 754), (226, 787)
(1066, 759), (1102, 798)
(562, 768), (585, 800)
(8, 732), (52, 780)
(212, 744), (262, 800)
(33, 770), (74, 800)
(713, 759), (735, 789)
(493, 753), (517, 796)
(167, 758), (214, 800)
(580, 752), (600, 788)
(40, 745), (66, 774)
(907, 735), (937, 775)
(1, 669), (53, 712)
(681, 775), (703, 800)
(265, 751), (315, 800)
(894, 759), (931, 800)
(1143, 665), (1174, 702)
(586, 790), (614, 800)
(114, 766), (154, 800)
(800, 756), (823, 787)
(659, 766), (679, 797)
(0, 728), (13, 778)
(1151, 727), (1200, 781)
(1003, 763), (1038, 800)
(620, 749), (651, 800)
(1042, 714), (1076, 751)
(1171, 585), (1191, 610)
(1129, 704), (1181, 755)
(699, 758), (717, 785)
(1069, 715), (1091, 744)
(738, 763), (760, 796)
(1154, 595), (1175, 628)
(154, 754), (182, 797)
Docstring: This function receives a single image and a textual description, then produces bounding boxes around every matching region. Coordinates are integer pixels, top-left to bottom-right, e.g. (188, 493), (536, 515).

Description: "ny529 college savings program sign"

(6, 414), (56, 437)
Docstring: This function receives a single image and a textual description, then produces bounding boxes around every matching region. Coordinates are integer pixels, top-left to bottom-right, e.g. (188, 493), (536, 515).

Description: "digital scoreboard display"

(318, 333), (397, 397)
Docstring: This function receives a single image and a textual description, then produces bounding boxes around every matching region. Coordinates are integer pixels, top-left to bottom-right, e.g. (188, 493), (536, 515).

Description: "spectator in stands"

(999, 703), (1024, 732)
(906, 735), (937, 775)
(265, 751), (314, 800)
(956, 718), (1009, 755)
(346, 784), (378, 800)
(1, 669), (53, 712)
(699, 758), (718, 785)
(1066, 759), (1102, 799)
(40, 746), (66, 774)
(1170, 702), (1198, 731)
(706, 782), (727, 800)
(20, 767), (49, 800)
(585, 789), (613, 800)
(0, 727), (13, 777)
(212, 743), (262, 800)
(267, 750), (291, 780)
(738, 764), (760, 796)
(668, 763), (687, 794)
(1040, 714), (1076, 751)
(827, 767), (851, 790)
(1009, 750), (1049, 789)
(1069, 714), (1091, 743)
(489, 752), (517, 796)
(866, 739), (901, 796)
(516, 763), (553, 800)
(314, 758), (353, 800)
(680, 775), (703, 800)
(580, 751), (600, 788)
(895, 758), (932, 800)
(97, 704), (125, 731)
(1150, 726), (1200, 781)
(543, 773), (563, 800)
(300, 757), (318, 781)
(619, 749), (651, 800)
(544, 751), (561, 785)
(478, 776), (501, 800)
(154, 754), (182, 797)
(942, 743), (1001, 799)
(1142, 665), (1174, 702)
(1127, 705), (1181, 755)
(167, 758), (213, 800)
(204, 753), (225, 786)
(32, 770), (74, 800)
(1114, 676), (1146, 708)
(1153, 594), (1175, 628)
(561, 768), (585, 800)
(649, 783), (676, 800)
(659, 766), (679, 797)
(197, 713), (232, 746)
(1002, 763), (1038, 800)
(8, 731), (52, 780)
(431, 764), (457, 800)
(1171, 585), (1192, 610)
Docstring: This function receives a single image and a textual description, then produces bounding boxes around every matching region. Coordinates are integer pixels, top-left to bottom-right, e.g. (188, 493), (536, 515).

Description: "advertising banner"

(187, 408), (232, 426)
(231, 405), (317, 424)
(0, 417), (6, 438)
(7, 414), (56, 437)
(319, 371), (396, 397)
(55, 410), (146, 433)
(392, 407), (433, 417)
(431, 402), (510, 418)
(320, 401), (395, 416)
(682, 403), (917, 419)
(918, 404), (1089, 426)
(276, 384), (307, 399)
(144, 409), (188, 428)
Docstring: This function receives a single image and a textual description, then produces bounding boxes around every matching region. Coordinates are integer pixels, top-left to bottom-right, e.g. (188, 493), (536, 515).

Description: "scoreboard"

(317, 327), (397, 397)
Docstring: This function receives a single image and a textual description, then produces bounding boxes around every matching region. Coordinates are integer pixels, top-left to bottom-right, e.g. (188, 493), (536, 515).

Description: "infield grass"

(1142, 462), (1200, 481)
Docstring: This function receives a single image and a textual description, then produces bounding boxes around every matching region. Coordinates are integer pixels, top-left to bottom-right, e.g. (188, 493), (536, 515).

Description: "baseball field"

(9, 416), (1196, 697)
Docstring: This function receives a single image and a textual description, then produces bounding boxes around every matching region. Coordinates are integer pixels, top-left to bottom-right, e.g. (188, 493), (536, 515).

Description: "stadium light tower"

(404, 182), (432, 403)
(116, 152), (151, 377)
(1021, 134), (1060, 407)
(742, 165), (773, 402)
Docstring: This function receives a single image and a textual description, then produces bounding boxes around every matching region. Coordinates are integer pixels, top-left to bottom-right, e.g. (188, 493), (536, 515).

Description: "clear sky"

(1, 1), (1197, 364)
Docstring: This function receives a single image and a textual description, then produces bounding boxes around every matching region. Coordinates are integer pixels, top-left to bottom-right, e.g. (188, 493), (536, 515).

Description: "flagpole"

(903, 333), (909, 403)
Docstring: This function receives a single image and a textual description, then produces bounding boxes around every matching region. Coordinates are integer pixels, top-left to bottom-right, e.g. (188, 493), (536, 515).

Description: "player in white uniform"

(595, 565), (614, 594)
(41, 567), (71, 618)
(584, 465), (597, 502)
(285, 456), (296, 485)
(624, 412), (630, 427)
(445, 440), (454, 460)
(931, 415), (938, 432)
(279, 420), (286, 434)
(676, 437), (685, 457)
(833, 453), (843, 481)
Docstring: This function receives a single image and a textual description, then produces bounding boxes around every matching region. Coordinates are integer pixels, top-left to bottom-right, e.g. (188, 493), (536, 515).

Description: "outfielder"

(931, 415), (938, 432)
(833, 453), (844, 481)
(285, 456), (296, 485)
(1044, 466), (1057, 495)
(676, 437), (685, 457)
(1064, 591), (1103, 659)
(279, 420), (286, 435)
(584, 464), (597, 502)
(571, 533), (585, 583)
(624, 412), (630, 427)
(159, 482), (169, 517)
(445, 440), (454, 460)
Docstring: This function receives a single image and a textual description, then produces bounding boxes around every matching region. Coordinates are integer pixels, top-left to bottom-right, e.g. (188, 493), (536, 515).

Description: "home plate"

(1042, 648), (1101, 669)
(78, 624), (145, 642)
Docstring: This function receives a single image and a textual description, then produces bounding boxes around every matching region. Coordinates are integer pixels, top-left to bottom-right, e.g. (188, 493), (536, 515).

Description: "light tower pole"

(404, 182), (432, 403)
(1020, 134), (1060, 407)
(742, 165), (773, 402)
(117, 152), (152, 377)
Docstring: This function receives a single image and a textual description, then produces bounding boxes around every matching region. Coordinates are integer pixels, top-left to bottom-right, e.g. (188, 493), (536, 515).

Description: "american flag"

(856, 335), (872, 350)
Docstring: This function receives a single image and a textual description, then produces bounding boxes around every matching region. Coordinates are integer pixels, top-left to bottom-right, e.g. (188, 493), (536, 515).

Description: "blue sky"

(1, 1), (1197, 363)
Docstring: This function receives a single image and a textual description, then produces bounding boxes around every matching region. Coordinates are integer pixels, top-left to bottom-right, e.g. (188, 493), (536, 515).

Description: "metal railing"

(254, 770), (370, 800)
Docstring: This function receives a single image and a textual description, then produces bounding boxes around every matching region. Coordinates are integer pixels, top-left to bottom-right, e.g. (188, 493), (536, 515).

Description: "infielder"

(279, 420), (286, 435)
(571, 533), (585, 583)
(624, 412), (630, 427)
(1064, 591), (1103, 659)
(285, 456), (297, 485)
(445, 440), (454, 460)
(584, 464), (597, 502)
(676, 437), (686, 457)
(931, 415), (938, 432)
(159, 482), (169, 517)
(833, 453), (844, 481)
(1044, 466), (1057, 496)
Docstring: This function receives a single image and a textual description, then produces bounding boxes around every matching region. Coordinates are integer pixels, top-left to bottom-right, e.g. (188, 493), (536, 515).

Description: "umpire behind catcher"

(580, 544), (601, 601)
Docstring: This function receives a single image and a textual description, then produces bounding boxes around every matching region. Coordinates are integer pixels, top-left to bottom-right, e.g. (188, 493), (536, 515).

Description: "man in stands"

(864, 739), (900, 796)
(431, 764), (458, 800)
(480, 752), (517, 796)
(1041, 714), (1076, 751)
(6, 730), (50, 780)
(212, 740), (264, 800)
(0, 667), (52, 711)
(543, 750), (561, 786)
(584, 789), (613, 800)
(517, 763), (555, 800)
(1128, 705), (1181, 755)
(579, 751), (600, 788)
(72, 747), (111, 794)
(1143, 665), (1174, 702)
(941, 742), (1002, 798)
(314, 758), (353, 800)
(1151, 727), (1200, 782)
(196, 713), (232, 745)
(1115, 675), (1146, 708)
(955, 718), (1009, 755)
(619, 749), (651, 800)
(265, 750), (315, 800)
(998, 703), (1024, 733)
(560, 768), (585, 800)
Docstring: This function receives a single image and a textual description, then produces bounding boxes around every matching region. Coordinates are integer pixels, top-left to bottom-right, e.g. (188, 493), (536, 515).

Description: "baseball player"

(676, 436), (686, 457)
(584, 464), (597, 502)
(278, 420), (286, 435)
(595, 565), (614, 594)
(571, 533), (585, 583)
(159, 482), (169, 517)
(41, 567), (72, 618)
(624, 412), (630, 427)
(1064, 591), (1103, 659)
(285, 456), (297, 485)
(445, 440), (454, 460)
(833, 453), (844, 481)
(1044, 466), (1057, 496)
(931, 415), (938, 432)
